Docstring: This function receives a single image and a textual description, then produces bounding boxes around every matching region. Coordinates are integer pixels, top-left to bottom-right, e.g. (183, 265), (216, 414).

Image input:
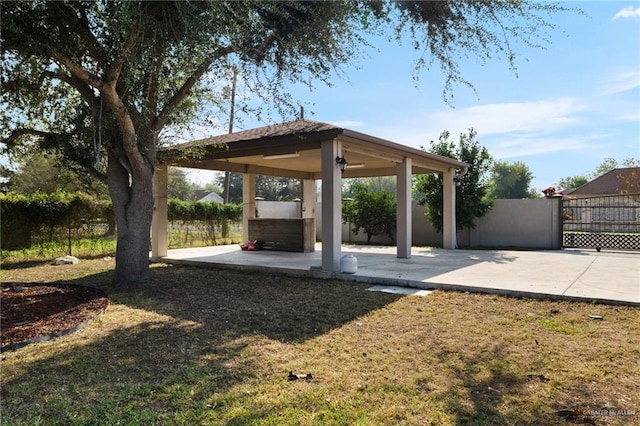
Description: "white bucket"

(340, 254), (358, 274)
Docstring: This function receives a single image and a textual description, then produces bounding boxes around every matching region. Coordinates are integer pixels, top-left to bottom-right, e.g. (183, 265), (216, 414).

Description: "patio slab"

(153, 244), (640, 306)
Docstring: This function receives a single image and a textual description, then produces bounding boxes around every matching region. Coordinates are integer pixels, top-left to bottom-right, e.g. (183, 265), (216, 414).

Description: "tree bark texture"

(107, 148), (154, 286)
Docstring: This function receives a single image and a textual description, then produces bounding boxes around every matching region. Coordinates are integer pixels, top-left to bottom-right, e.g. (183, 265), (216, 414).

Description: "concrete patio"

(152, 244), (640, 306)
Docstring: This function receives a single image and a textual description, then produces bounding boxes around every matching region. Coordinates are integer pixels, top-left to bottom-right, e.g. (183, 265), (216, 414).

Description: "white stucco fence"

(315, 198), (563, 249)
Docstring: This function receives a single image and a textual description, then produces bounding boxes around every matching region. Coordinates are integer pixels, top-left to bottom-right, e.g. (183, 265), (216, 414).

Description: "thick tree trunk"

(107, 149), (154, 287)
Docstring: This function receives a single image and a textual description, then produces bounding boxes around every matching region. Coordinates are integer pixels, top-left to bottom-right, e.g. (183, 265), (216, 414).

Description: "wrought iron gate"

(563, 194), (640, 250)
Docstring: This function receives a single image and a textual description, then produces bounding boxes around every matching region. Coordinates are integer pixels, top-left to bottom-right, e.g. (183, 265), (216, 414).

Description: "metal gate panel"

(563, 194), (640, 250)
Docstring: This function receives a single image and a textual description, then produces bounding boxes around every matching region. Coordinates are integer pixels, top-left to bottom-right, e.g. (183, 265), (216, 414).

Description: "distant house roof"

(197, 191), (223, 203)
(193, 189), (210, 201)
(565, 167), (640, 197)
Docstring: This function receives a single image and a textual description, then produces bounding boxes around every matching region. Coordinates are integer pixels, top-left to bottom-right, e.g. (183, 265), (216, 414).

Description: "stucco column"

(442, 167), (457, 249)
(321, 139), (342, 272)
(242, 173), (256, 242)
(551, 196), (563, 250)
(396, 158), (412, 258)
(303, 179), (316, 219)
(303, 179), (317, 248)
(151, 164), (168, 258)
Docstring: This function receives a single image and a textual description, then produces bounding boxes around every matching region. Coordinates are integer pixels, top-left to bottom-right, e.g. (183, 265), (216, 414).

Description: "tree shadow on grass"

(433, 344), (596, 426)
(439, 344), (522, 425)
(3, 319), (256, 424)
(0, 259), (53, 269)
(2, 263), (403, 424)
(106, 263), (403, 344)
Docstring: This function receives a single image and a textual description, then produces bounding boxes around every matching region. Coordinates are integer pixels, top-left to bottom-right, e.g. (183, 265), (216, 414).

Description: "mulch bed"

(1, 283), (109, 351)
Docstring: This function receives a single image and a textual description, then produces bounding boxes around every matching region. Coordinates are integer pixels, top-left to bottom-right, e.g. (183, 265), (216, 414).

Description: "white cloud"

(362, 98), (595, 159)
(487, 135), (592, 159)
(366, 98), (586, 148)
(365, 124), (438, 148)
(368, 124), (599, 184)
(597, 69), (640, 95)
(612, 6), (640, 20)
(425, 98), (584, 136)
(616, 109), (640, 121)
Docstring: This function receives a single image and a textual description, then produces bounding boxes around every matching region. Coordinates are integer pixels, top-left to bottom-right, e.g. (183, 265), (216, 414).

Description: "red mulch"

(1, 283), (109, 351)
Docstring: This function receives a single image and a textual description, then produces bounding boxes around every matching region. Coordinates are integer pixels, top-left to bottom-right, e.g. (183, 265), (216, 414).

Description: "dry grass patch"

(1, 258), (638, 425)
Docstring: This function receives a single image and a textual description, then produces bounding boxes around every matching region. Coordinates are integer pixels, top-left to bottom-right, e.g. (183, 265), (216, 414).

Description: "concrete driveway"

(153, 244), (640, 306)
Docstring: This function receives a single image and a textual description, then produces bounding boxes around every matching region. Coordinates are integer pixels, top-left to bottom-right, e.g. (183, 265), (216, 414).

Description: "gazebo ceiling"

(160, 119), (468, 179)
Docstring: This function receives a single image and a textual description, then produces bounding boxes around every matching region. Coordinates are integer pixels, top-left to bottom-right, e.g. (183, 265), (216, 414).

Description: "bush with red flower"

(541, 186), (564, 198)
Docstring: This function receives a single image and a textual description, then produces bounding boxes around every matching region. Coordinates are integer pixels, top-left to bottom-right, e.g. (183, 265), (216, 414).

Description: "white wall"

(316, 198), (563, 249)
(459, 199), (563, 249)
(255, 200), (301, 219)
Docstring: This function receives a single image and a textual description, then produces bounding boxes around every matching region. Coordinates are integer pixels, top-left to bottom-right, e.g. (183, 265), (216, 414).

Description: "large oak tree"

(1, 1), (570, 286)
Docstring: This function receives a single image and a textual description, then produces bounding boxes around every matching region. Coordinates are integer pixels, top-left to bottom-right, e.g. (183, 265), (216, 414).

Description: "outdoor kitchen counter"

(247, 218), (316, 252)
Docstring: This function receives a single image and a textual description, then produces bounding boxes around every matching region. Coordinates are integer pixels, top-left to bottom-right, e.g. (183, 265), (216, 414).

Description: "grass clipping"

(1, 258), (639, 425)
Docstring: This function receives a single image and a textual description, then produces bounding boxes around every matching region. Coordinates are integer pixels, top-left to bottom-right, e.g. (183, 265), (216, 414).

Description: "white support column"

(396, 158), (412, 258)
(303, 179), (317, 248)
(443, 167), (457, 249)
(151, 164), (168, 258)
(303, 179), (316, 219)
(321, 139), (342, 272)
(242, 173), (256, 242)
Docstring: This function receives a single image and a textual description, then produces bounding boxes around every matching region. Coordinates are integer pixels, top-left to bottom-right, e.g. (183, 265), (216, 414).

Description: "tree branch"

(144, 53), (164, 123)
(40, 70), (95, 104)
(100, 83), (149, 178)
(249, 32), (278, 62)
(65, 2), (105, 62)
(153, 58), (212, 132)
(3, 128), (108, 182)
(152, 46), (234, 132)
(105, 23), (139, 87)
(51, 51), (147, 178)
(53, 54), (104, 90)
(3, 128), (52, 147)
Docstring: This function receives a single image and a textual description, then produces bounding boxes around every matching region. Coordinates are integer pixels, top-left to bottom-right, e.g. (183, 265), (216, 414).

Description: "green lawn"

(1, 259), (639, 425)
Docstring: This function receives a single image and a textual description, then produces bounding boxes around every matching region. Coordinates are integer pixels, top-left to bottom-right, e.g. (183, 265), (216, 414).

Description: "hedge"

(167, 199), (243, 246)
(167, 199), (242, 223)
(1, 193), (243, 250)
(0, 192), (113, 250)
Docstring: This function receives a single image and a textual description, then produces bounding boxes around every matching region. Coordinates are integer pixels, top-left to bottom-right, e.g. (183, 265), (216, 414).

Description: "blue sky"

(184, 1), (639, 193)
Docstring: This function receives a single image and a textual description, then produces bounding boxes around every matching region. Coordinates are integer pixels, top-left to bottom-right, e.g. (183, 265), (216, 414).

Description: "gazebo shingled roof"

(160, 119), (468, 179)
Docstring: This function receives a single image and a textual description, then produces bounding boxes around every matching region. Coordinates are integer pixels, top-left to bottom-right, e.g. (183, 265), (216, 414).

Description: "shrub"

(342, 184), (396, 243)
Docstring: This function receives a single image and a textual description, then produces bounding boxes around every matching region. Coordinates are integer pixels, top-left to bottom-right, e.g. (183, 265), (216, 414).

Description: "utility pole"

(223, 68), (237, 204)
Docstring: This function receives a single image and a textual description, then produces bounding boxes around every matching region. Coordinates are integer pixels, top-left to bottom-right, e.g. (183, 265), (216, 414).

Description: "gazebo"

(153, 119), (468, 273)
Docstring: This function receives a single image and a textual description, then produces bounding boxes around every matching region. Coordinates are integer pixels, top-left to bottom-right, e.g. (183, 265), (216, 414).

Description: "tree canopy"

(555, 175), (589, 193)
(1, 149), (108, 198)
(167, 168), (202, 201)
(342, 183), (397, 244)
(213, 173), (301, 203)
(343, 177), (397, 199)
(414, 129), (493, 232)
(1, 1), (572, 285)
(488, 160), (539, 199)
(593, 157), (639, 177)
